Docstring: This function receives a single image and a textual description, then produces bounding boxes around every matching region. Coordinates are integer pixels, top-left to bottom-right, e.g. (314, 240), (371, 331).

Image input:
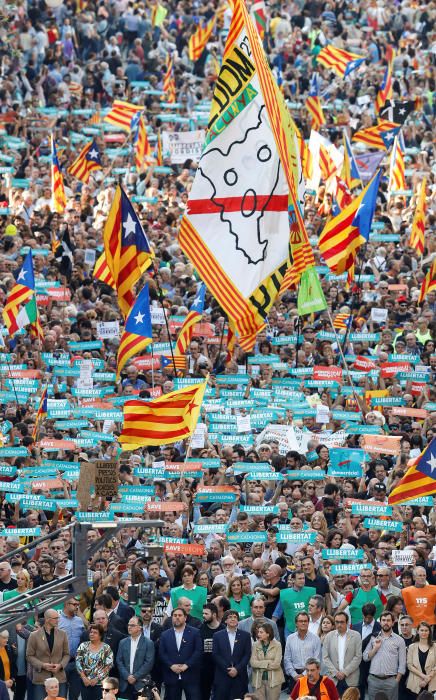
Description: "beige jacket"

(26, 627), (70, 685)
(406, 643), (436, 694)
(250, 639), (285, 689)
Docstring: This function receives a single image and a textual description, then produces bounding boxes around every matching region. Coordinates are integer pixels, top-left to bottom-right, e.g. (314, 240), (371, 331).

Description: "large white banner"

(162, 130), (205, 164)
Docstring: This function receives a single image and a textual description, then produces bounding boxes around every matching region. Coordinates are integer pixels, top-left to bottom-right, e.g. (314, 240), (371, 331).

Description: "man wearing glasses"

(26, 609), (70, 700)
(59, 598), (86, 700)
(116, 618), (155, 700)
(337, 568), (386, 625)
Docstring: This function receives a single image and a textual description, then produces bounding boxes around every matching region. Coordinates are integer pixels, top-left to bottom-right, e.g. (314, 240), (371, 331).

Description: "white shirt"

(227, 629), (236, 653)
(308, 617), (321, 636)
(143, 625), (151, 640)
(361, 621), (375, 640)
(129, 635), (141, 674)
(337, 632), (347, 671)
(174, 627), (184, 651)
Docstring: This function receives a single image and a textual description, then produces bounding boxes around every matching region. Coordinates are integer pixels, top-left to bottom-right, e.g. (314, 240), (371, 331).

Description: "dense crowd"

(0, 1), (435, 700)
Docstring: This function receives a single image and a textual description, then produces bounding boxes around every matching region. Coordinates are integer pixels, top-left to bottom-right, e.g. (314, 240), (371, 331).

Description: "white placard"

(316, 404), (331, 424)
(162, 130), (205, 164)
(391, 550), (416, 566)
(371, 308), (388, 324)
(96, 321), (120, 339)
(237, 415), (251, 433)
(150, 307), (166, 325)
(78, 359), (93, 389)
(191, 422), (207, 448)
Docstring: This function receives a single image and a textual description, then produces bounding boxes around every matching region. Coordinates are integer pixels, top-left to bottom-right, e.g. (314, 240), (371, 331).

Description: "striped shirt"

(363, 631), (406, 675)
(284, 631), (322, 679)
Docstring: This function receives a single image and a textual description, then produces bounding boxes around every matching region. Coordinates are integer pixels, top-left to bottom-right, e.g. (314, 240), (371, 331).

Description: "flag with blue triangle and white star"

(389, 437), (436, 504)
(175, 283), (206, 355)
(117, 283), (153, 379)
(2, 252), (35, 336)
(104, 185), (154, 319)
(68, 139), (102, 184)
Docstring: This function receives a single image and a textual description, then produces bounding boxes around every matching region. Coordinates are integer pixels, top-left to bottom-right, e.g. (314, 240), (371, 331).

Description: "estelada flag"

(352, 121), (399, 150)
(388, 438), (436, 505)
(180, 0), (311, 350)
(2, 251), (35, 335)
(119, 380), (207, 448)
(67, 139), (102, 184)
(316, 45), (365, 77)
(103, 185), (154, 318)
(51, 135), (67, 213)
(176, 283), (206, 355)
(418, 257), (436, 305)
(117, 283), (152, 379)
(104, 100), (142, 132)
(94, 251), (116, 289)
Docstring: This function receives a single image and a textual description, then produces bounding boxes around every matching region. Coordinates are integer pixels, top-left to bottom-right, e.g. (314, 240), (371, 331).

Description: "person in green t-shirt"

(227, 576), (253, 621)
(272, 571), (316, 637)
(169, 565), (207, 620)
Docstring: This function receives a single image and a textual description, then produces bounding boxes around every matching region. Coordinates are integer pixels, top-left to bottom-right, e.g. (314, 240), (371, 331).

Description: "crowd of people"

(0, 1), (435, 700)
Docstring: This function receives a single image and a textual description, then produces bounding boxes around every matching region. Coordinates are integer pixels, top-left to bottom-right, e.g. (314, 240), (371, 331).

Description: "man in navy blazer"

(116, 617), (155, 699)
(212, 610), (251, 700)
(159, 607), (202, 700)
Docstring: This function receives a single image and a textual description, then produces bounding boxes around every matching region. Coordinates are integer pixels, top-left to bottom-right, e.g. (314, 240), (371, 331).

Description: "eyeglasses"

(102, 689), (114, 693)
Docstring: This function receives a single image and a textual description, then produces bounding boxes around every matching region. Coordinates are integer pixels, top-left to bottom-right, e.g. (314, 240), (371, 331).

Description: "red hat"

(397, 295), (408, 303)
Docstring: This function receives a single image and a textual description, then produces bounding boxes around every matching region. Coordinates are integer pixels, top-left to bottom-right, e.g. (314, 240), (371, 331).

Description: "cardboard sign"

(77, 462), (95, 510)
(94, 460), (119, 498)
(361, 435), (401, 455)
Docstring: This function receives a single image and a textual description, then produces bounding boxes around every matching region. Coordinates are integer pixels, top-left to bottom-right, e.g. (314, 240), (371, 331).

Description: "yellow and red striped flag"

(104, 100), (141, 132)
(341, 132), (361, 189)
(316, 45), (365, 77)
(375, 60), (393, 114)
(333, 312), (351, 330)
(88, 110), (101, 126)
(189, 16), (216, 61)
(119, 380), (207, 448)
(388, 136), (406, 194)
(156, 130), (163, 166)
(160, 354), (188, 374)
(175, 284), (206, 355)
(32, 387), (48, 439)
(305, 73), (325, 130)
(93, 251), (116, 289)
(225, 319), (237, 364)
(352, 121), (399, 150)
(319, 170), (381, 275)
(67, 139), (102, 184)
(163, 55), (176, 103)
(2, 252), (35, 335)
(388, 438), (436, 505)
(319, 144), (338, 181)
(51, 135), (66, 214)
(117, 283), (152, 379)
(335, 176), (353, 210)
(409, 178), (426, 255)
(134, 115), (152, 172)
(418, 257), (435, 304)
(103, 185), (154, 318)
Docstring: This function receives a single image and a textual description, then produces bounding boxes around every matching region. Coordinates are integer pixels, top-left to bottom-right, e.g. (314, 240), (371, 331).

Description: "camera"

(137, 675), (155, 700)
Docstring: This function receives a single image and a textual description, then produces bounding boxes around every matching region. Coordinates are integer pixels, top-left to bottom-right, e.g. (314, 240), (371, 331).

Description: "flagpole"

(213, 317), (227, 374)
(151, 342), (155, 389)
(325, 307), (367, 424)
(153, 267), (178, 376)
(341, 246), (366, 352)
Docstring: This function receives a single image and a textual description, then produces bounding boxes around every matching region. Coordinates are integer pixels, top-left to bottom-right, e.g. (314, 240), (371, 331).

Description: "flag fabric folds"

(189, 16), (216, 61)
(93, 252), (116, 289)
(305, 73), (325, 129)
(409, 178), (426, 255)
(32, 388), (48, 439)
(160, 355), (188, 373)
(16, 296), (43, 341)
(134, 115), (152, 173)
(319, 170), (381, 275)
(297, 267), (327, 316)
(175, 283), (206, 355)
(319, 144), (337, 181)
(388, 136), (406, 194)
(341, 132), (361, 189)
(163, 56), (176, 103)
(375, 61), (393, 114)
(67, 139), (102, 184)
(180, 0), (312, 349)
(117, 283), (153, 379)
(51, 135), (67, 213)
(104, 100), (142, 132)
(333, 312), (352, 330)
(55, 227), (74, 281)
(103, 185), (154, 318)
(354, 150), (386, 183)
(119, 380), (207, 447)
(379, 99), (415, 125)
(418, 258), (435, 305)
(316, 45), (365, 77)
(352, 121), (399, 150)
(2, 252), (35, 335)
(388, 438), (436, 505)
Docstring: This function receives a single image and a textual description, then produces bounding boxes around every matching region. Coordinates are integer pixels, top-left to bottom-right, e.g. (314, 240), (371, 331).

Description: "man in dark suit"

(162, 598), (201, 630)
(95, 594), (127, 635)
(212, 610), (251, 700)
(116, 617), (155, 700)
(159, 607), (202, 700)
(353, 603), (381, 700)
(105, 586), (135, 626)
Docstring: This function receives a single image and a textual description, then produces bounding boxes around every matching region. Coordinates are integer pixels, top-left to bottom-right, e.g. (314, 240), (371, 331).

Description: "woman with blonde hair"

(310, 512), (328, 538)
(250, 622), (284, 700)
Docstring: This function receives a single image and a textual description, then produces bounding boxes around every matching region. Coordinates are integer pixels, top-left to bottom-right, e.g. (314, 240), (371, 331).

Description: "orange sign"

(165, 462), (203, 471)
(146, 501), (187, 512)
(39, 439), (77, 450)
(6, 370), (42, 379)
(391, 407), (428, 419)
(31, 478), (64, 491)
(361, 435), (401, 455)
